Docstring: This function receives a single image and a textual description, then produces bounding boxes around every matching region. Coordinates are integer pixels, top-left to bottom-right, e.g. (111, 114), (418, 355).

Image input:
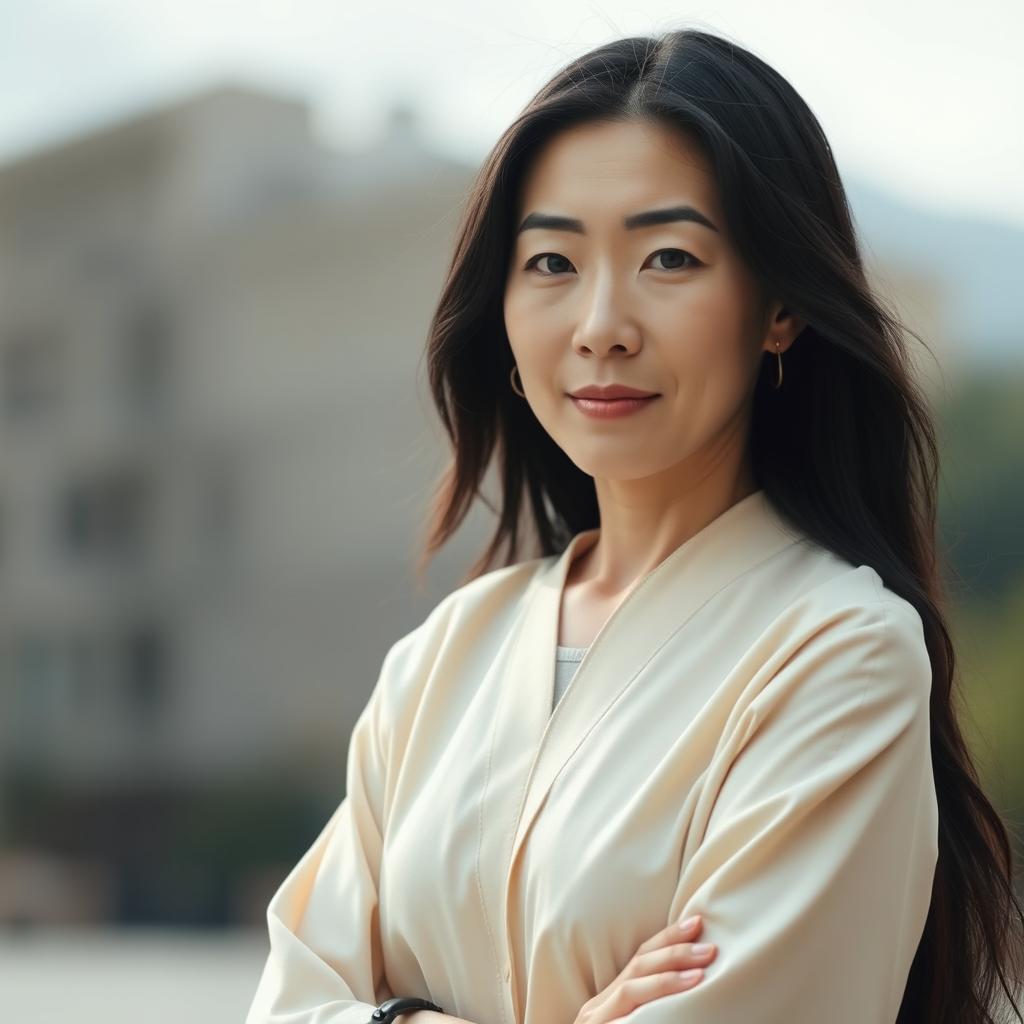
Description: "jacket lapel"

(500, 489), (802, 920)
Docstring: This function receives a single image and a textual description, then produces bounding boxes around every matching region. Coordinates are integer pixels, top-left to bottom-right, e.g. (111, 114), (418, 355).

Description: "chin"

(565, 451), (661, 481)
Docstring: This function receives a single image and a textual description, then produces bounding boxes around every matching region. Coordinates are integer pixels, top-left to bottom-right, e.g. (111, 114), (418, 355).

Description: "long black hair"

(414, 27), (1024, 1022)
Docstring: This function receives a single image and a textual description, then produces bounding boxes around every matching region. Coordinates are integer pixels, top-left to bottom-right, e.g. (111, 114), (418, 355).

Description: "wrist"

(372, 1000), (447, 1024)
(404, 1013), (476, 1024)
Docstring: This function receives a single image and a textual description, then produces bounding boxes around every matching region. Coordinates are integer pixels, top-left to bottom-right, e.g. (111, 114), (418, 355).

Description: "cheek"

(504, 288), (557, 366)
(503, 286), (532, 349)
(657, 281), (751, 369)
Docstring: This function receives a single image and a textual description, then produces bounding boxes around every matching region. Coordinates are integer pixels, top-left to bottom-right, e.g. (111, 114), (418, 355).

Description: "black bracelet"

(369, 996), (445, 1024)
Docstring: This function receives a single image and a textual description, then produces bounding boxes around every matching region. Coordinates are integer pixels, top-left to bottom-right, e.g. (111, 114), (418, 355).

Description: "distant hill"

(846, 178), (1023, 366)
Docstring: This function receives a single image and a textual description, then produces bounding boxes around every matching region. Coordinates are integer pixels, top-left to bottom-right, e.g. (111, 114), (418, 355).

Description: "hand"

(571, 914), (717, 1024)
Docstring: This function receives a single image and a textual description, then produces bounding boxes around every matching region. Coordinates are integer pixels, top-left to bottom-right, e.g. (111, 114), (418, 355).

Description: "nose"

(571, 277), (642, 357)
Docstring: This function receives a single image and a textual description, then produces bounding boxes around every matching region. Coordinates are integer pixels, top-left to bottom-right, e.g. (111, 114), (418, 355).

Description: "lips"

(569, 393), (659, 419)
(569, 384), (659, 400)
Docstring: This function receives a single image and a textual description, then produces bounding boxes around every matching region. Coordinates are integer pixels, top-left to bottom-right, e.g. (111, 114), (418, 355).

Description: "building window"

(67, 632), (100, 715)
(8, 632), (74, 761)
(1, 327), (63, 417)
(59, 466), (152, 562)
(122, 621), (168, 722)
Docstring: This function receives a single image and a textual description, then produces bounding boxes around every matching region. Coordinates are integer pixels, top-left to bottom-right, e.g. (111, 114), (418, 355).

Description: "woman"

(247, 27), (1024, 1024)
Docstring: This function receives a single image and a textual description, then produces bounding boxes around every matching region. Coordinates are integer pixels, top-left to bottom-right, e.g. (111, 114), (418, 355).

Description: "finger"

(635, 914), (702, 956)
(608, 968), (705, 1019)
(636, 940), (717, 976)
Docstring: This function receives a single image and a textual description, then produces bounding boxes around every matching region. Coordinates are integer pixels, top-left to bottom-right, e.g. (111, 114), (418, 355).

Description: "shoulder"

(379, 550), (553, 690)
(719, 560), (935, 779)
(763, 554), (933, 706)
(416, 550), (552, 641)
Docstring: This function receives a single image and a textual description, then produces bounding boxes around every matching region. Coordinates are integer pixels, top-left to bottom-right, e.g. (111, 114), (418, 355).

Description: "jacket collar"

(500, 488), (802, 901)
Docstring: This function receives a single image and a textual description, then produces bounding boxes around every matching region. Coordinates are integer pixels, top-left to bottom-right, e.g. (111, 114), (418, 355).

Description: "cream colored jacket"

(246, 489), (938, 1024)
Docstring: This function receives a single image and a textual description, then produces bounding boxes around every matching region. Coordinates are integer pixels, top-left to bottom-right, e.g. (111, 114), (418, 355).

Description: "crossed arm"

(247, 599), (938, 1024)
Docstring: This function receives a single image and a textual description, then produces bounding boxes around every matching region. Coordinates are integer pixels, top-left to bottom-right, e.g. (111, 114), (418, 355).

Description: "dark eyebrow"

(515, 204), (719, 236)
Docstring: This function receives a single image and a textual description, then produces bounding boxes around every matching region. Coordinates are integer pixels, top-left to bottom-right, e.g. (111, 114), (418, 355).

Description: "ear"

(761, 303), (807, 355)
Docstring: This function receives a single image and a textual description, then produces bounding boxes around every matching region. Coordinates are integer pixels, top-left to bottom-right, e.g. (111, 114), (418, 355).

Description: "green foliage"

(937, 369), (1024, 862)
(937, 369), (1024, 604)
(952, 581), (1024, 849)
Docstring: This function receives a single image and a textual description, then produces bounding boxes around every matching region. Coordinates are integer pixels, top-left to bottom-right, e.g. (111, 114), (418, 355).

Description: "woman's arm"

(246, 628), (423, 1024)
(618, 597), (939, 1024)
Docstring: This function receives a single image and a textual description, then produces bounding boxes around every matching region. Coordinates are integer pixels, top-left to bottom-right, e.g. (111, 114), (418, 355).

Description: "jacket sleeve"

(638, 595), (939, 1024)
(246, 623), (429, 1024)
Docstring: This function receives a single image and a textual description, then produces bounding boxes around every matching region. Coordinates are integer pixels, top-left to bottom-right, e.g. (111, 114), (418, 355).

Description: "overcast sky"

(3, 0), (1022, 228)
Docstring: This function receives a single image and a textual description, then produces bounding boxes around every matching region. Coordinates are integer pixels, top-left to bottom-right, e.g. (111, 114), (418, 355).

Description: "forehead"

(516, 119), (720, 220)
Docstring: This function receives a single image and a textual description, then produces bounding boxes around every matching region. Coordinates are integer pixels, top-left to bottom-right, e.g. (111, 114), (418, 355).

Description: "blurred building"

(0, 85), (483, 831)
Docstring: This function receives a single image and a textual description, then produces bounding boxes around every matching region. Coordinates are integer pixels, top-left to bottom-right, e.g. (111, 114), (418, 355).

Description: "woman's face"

(503, 118), (797, 484)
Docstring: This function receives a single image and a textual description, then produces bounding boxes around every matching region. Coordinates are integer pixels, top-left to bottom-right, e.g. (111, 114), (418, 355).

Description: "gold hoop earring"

(510, 364), (526, 398)
(771, 340), (783, 390)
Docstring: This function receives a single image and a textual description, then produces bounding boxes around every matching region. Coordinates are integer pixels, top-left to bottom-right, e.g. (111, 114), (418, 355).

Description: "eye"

(646, 248), (702, 272)
(523, 252), (576, 276)
(523, 248), (702, 277)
